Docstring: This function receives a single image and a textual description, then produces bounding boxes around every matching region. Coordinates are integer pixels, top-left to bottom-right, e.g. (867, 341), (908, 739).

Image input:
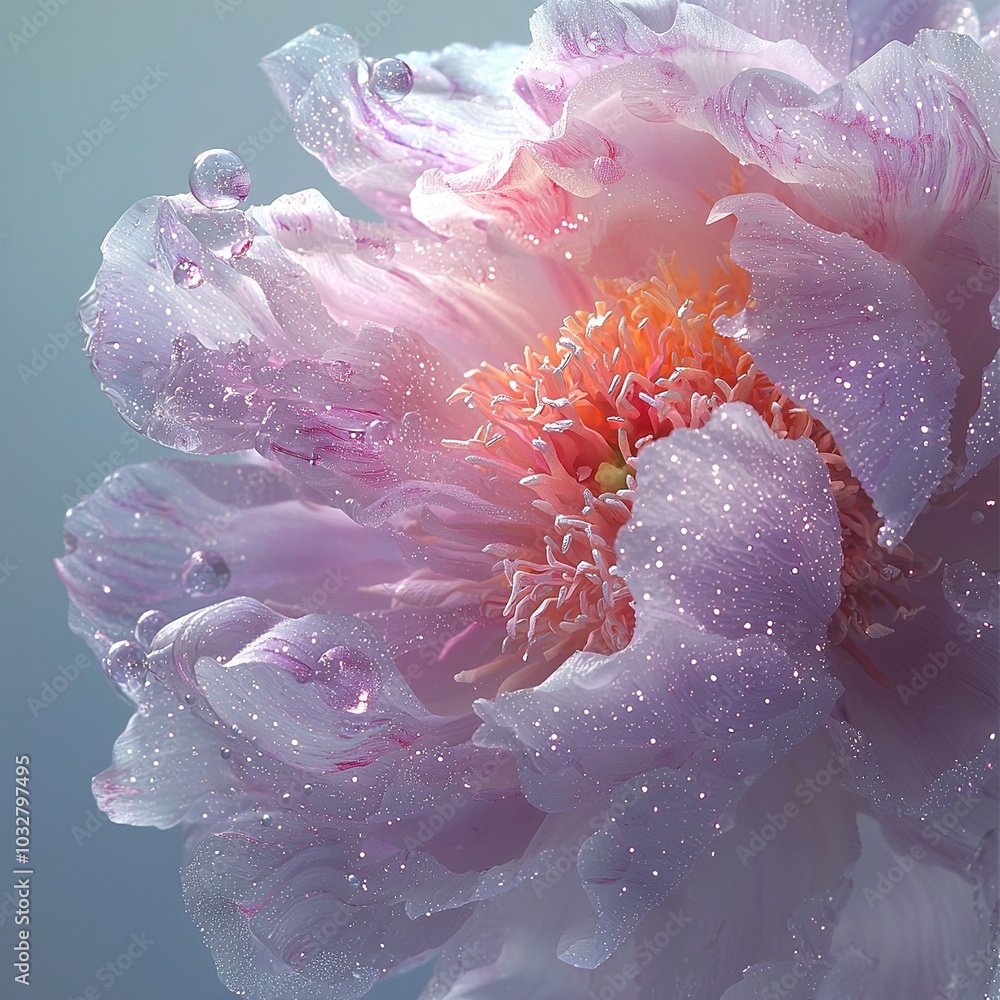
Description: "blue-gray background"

(0, 2), (539, 997)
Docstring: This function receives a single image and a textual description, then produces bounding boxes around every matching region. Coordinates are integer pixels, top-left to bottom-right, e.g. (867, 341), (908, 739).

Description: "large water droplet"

(220, 746), (232, 760)
(302, 783), (314, 796)
(189, 149), (251, 210)
(182, 550), (231, 596)
(104, 641), (148, 689)
(172, 259), (204, 289)
(315, 646), (380, 714)
(369, 58), (413, 103)
(260, 812), (272, 827)
(184, 210), (255, 260)
(135, 609), (171, 651)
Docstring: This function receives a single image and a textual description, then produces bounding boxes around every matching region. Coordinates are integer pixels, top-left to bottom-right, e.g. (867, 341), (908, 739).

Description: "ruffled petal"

(260, 25), (532, 226)
(847, 0), (982, 67)
(183, 818), (467, 1000)
(252, 189), (591, 370)
(57, 460), (405, 657)
(682, 34), (999, 268)
(713, 194), (960, 546)
(476, 405), (843, 960)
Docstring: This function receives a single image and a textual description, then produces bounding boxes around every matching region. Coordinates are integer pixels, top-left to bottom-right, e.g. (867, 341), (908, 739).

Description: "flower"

(59, 2), (999, 998)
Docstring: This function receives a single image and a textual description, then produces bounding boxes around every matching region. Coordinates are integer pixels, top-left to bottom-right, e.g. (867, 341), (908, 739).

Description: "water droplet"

(104, 641), (147, 688)
(185, 210), (255, 260)
(355, 235), (396, 264)
(971, 510), (985, 525)
(220, 746), (232, 760)
(62, 529), (78, 555)
(172, 259), (204, 289)
(135, 609), (170, 651)
(189, 148), (251, 210)
(260, 812), (272, 827)
(593, 156), (626, 185)
(346, 873), (359, 885)
(280, 792), (292, 805)
(184, 692), (195, 704)
(369, 58), (413, 103)
(182, 550), (231, 596)
(230, 236), (253, 258)
(315, 646), (380, 713)
(302, 783), (314, 796)
(585, 31), (604, 53)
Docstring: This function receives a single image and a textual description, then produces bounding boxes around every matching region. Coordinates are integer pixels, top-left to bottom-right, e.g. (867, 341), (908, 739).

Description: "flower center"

(449, 257), (923, 692)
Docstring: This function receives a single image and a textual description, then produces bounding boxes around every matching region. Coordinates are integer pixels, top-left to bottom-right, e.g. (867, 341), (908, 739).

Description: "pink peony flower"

(60, 2), (999, 998)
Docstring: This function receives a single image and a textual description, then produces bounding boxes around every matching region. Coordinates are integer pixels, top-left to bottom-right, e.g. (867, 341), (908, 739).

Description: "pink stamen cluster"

(449, 257), (922, 691)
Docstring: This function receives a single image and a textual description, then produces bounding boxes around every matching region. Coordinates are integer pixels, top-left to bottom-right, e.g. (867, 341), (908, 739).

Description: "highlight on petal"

(712, 194), (960, 546)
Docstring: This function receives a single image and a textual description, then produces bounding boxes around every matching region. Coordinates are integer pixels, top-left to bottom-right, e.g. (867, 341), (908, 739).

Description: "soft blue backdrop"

(0, 1), (538, 997)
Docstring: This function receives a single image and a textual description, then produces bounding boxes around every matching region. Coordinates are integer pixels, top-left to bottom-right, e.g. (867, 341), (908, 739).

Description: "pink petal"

(260, 25), (532, 227)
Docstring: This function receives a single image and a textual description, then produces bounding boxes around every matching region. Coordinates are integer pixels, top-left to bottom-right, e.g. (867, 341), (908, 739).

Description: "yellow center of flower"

(449, 256), (921, 692)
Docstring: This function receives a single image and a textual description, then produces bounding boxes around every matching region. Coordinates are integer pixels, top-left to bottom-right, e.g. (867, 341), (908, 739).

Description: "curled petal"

(713, 194), (960, 546)
(57, 460), (405, 656)
(183, 820), (467, 1000)
(261, 25), (532, 226)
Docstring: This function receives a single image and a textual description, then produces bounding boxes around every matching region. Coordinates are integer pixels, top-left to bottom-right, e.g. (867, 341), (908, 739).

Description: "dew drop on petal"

(230, 236), (253, 258)
(104, 640), (147, 688)
(972, 510), (985, 525)
(182, 550), (231, 596)
(135, 609), (171, 651)
(172, 259), (204, 289)
(369, 58), (413, 103)
(219, 747), (232, 760)
(62, 529), (78, 555)
(355, 235), (396, 264)
(260, 812), (272, 827)
(315, 646), (380, 713)
(302, 783), (314, 796)
(189, 148), (251, 210)
(593, 156), (626, 185)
